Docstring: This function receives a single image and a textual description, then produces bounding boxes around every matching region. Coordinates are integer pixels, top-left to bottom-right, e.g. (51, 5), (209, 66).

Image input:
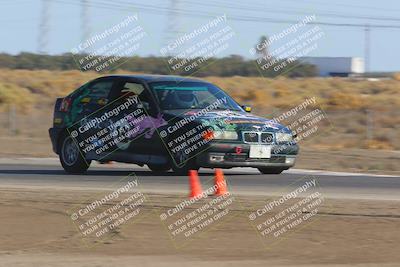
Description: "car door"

(106, 79), (166, 162)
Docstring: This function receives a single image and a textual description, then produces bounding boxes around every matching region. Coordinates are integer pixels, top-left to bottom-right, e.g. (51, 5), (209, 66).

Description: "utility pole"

(81, 0), (90, 52)
(364, 24), (371, 73)
(38, 0), (50, 54)
(164, 0), (180, 56)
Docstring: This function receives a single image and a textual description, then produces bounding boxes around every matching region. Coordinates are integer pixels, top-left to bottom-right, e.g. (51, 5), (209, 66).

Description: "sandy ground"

(0, 187), (399, 267)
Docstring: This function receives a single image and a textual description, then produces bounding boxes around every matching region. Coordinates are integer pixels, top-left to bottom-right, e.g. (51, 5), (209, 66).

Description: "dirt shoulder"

(0, 187), (399, 266)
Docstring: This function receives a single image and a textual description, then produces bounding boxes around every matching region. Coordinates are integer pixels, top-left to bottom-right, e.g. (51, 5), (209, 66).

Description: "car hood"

(163, 109), (290, 133)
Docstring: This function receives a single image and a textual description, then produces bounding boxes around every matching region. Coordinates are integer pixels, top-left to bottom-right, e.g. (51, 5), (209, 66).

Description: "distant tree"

(0, 52), (317, 77)
(255, 35), (270, 59)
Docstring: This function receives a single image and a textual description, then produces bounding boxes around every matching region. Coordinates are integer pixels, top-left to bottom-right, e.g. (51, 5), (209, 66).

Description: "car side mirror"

(242, 105), (252, 113)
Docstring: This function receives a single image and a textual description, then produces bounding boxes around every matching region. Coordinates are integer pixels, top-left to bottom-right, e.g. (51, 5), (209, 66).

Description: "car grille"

(243, 132), (259, 143)
(261, 132), (274, 144)
(242, 132), (274, 144)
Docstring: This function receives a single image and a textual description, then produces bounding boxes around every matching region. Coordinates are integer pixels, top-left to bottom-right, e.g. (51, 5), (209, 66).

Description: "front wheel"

(171, 159), (199, 175)
(60, 135), (91, 174)
(147, 163), (171, 173)
(258, 167), (286, 174)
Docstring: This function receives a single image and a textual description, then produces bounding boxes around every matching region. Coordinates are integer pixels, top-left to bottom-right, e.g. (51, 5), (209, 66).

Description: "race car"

(49, 75), (298, 174)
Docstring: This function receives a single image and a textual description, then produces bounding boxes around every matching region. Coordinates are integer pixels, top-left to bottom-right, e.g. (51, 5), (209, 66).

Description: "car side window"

(87, 80), (114, 100)
(73, 79), (114, 111)
(111, 81), (154, 111)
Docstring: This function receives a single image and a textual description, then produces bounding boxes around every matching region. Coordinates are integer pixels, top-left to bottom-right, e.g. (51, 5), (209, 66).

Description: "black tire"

(59, 135), (91, 174)
(147, 163), (171, 173)
(171, 159), (199, 175)
(258, 167), (286, 174)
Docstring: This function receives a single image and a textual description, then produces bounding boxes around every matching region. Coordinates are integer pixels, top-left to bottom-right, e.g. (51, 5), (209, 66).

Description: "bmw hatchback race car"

(49, 75), (298, 175)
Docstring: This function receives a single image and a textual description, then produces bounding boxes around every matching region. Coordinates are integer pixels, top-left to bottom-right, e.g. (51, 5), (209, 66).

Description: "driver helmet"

(172, 90), (196, 108)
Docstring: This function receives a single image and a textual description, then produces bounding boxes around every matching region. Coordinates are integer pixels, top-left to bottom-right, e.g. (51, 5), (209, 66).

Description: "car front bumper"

(195, 142), (299, 169)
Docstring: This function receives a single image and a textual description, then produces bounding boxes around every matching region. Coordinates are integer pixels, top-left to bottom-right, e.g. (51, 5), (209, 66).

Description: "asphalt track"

(0, 158), (399, 200)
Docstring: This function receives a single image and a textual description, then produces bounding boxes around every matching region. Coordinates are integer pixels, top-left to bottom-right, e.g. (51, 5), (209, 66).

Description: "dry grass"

(0, 69), (399, 111)
(0, 69), (399, 152)
(206, 76), (400, 111)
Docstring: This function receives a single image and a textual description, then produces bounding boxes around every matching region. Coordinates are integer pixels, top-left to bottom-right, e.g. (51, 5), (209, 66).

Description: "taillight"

(59, 98), (71, 112)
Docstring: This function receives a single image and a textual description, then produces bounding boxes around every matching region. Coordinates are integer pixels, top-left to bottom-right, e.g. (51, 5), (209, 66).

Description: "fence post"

(366, 109), (373, 141)
(8, 104), (16, 135)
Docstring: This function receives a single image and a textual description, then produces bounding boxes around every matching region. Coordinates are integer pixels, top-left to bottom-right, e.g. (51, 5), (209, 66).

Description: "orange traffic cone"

(188, 170), (203, 199)
(214, 168), (228, 196)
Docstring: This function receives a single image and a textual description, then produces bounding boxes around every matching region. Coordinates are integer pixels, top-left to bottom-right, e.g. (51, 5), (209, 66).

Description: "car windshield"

(148, 81), (243, 111)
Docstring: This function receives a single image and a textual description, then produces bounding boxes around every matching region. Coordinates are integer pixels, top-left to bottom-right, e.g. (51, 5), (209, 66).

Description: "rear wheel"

(258, 167), (286, 174)
(147, 163), (171, 173)
(60, 135), (90, 174)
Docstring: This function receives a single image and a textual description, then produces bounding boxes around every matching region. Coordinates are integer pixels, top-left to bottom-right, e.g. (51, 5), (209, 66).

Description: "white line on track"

(0, 157), (398, 178)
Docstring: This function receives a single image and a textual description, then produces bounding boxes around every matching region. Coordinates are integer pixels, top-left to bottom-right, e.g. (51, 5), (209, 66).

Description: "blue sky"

(1, 0), (400, 71)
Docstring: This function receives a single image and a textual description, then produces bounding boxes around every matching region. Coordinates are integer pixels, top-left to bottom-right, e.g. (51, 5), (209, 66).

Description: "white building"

(300, 57), (365, 77)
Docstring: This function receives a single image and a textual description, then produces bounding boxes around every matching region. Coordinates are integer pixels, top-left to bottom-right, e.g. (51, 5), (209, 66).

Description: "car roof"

(98, 74), (206, 83)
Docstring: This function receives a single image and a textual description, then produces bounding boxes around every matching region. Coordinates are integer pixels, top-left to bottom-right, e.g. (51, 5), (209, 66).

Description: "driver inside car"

(163, 90), (198, 109)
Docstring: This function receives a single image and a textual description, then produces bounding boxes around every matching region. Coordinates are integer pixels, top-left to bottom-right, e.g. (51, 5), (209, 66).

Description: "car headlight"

(275, 132), (293, 143)
(214, 131), (238, 140)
